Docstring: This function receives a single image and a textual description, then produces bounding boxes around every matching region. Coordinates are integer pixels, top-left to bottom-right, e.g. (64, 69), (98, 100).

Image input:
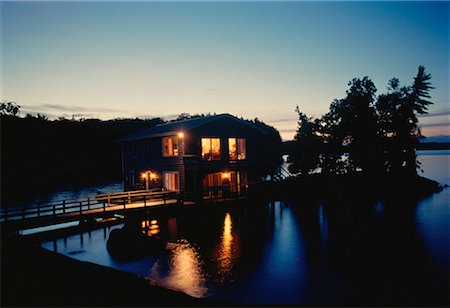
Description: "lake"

(41, 151), (449, 305)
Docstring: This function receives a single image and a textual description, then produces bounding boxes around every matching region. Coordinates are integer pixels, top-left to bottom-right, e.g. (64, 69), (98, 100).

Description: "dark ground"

(1, 235), (226, 307)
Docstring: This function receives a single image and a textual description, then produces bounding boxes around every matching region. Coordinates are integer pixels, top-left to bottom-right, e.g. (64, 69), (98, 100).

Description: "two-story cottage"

(117, 114), (282, 199)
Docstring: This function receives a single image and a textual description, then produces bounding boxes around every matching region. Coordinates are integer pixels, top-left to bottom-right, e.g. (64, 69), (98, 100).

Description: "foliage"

(0, 101), (20, 116)
(287, 107), (322, 175)
(1, 115), (164, 204)
(288, 66), (434, 177)
(1, 110), (283, 203)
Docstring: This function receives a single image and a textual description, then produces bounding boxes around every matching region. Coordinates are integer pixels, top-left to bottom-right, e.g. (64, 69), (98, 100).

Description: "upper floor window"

(229, 138), (246, 160)
(162, 136), (179, 156)
(202, 138), (220, 160)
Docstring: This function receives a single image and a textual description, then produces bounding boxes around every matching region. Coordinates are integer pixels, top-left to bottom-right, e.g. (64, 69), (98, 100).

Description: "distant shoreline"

(282, 141), (450, 153)
(416, 142), (450, 150)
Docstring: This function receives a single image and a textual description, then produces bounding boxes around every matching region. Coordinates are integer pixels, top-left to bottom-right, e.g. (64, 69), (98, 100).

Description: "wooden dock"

(1, 190), (192, 234)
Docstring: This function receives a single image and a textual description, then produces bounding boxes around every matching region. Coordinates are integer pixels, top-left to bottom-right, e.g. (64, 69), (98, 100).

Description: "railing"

(202, 187), (248, 201)
(262, 165), (293, 182)
(0, 190), (180, 223)
(278, 165), (293, 179)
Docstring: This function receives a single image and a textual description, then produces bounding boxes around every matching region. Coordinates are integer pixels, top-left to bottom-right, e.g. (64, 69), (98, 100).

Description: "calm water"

(42, 152), (449, 305)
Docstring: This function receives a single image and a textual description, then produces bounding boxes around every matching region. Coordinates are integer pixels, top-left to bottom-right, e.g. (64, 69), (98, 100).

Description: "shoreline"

(1, 235), (226, 307)
(2, 174), (445, 307)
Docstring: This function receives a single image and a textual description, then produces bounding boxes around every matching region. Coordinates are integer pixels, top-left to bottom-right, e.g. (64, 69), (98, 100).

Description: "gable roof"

(117, 113), (271, 142)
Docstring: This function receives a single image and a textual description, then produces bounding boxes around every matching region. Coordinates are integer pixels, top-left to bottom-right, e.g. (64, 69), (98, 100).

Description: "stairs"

(263, 165), (293, 182)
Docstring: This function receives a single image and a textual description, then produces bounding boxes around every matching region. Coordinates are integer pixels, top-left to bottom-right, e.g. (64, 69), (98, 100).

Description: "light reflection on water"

(151, 240), (207, 298)
(217, 213), (235, 280)
(40, 152), (449, 304)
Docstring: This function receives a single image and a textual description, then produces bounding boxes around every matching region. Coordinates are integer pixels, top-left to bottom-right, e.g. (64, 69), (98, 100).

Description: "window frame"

(201, 137), (221, 161)
(162, 136), (179, 157)
(228, 137), (246, 161)
(163, 171), (179, 192)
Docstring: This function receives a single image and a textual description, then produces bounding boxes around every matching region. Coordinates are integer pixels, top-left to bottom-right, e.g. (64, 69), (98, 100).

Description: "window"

(162, 136), (179, 156)
(201, 138), (221, 160)
(163, 172), (179, 191)
(228, 138), (246, 160)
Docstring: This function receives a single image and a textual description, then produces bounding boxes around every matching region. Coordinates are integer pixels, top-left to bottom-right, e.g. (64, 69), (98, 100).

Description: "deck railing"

(0, 190), (180, 223)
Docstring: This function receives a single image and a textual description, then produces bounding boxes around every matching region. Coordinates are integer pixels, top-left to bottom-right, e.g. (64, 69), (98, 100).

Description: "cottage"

(117, 114), (282, 200)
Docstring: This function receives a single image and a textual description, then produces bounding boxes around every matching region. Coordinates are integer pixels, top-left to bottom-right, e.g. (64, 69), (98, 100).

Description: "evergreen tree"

(390, 66), (433, 176)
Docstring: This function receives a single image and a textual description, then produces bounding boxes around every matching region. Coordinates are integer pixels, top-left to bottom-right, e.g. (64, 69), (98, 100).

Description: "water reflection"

(141, 219), (160, 236)
(217, 213), (239, 281)
(152, 240), (207, 298)
(39, 153), (448, 305)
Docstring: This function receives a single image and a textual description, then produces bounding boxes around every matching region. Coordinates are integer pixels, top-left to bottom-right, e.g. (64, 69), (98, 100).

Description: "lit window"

(162, 136), (179, 156)
(228, 138), (246, 160)
(201, 138), (221, 160)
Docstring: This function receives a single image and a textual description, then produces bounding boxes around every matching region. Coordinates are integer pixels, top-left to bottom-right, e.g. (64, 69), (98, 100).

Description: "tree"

(288, 106), (322, 175)
(389, 66), (433, 176)
(0, 101), (20, 116)
(322, 77), (383, 174)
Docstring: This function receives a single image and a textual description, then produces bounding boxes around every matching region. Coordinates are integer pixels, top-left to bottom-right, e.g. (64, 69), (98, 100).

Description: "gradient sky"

(2, 1), (449, 140)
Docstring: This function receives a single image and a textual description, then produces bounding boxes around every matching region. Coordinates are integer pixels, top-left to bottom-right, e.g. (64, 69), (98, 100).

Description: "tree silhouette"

(288, 66), (434, 179)
(287, 106), (322, 175)
(0, 101), (20, 116)
(376, 66), (434, 176)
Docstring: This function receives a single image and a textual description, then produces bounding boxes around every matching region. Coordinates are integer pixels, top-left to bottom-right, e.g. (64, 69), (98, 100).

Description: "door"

(163, 172), (179, 192)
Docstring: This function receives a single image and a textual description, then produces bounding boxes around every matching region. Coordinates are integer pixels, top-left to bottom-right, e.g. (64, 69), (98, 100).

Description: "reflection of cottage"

(117, 114), (281, 199)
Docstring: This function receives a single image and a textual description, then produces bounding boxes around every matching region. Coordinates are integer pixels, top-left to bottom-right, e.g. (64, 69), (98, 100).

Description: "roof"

(117, 113), (271, 143)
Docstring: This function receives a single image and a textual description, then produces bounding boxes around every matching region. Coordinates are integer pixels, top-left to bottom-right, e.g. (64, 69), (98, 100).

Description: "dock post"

(123, 199), (126, 211)
(37, 205), (40, 217)
(128, 192), (131, 204)
(80, 201), (83, 215)
(53, 204), (56, 216)
(144, 196), (146, 207)
(103, 201), (106, 212)
(63, 200), (66, 214)
(87, 197), (90, 210)
(107, 194), (111, 206)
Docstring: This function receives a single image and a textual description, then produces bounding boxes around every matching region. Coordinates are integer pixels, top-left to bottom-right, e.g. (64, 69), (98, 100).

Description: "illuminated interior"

(162, 136), (179, 156)
(203, 171), (248, 197)
(228, 138), (246, 160)
(163, 172), (179, 191)
(201, 138), (220, 160)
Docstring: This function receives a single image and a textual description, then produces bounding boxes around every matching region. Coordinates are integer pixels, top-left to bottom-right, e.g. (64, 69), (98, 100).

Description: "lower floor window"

(202, 171), (247, 197)
(163, 172), (179, 192)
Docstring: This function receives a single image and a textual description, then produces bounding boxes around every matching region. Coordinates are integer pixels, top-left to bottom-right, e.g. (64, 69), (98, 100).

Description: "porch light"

(141, 172), (147, 179)
(150, 172), (156, 179)
(221, 172), (230, 179)
(178, 132), (184, 138)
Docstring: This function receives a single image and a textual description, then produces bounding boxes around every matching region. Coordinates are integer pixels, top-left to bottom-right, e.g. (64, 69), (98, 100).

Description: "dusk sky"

(2, 1), (449, 140)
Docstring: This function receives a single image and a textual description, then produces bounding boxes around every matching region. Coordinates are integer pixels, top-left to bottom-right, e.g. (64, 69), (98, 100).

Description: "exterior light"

(222, 172), (230, 179)
(178, 132), (184, 138)
(141, 172), (147, 179)
(150, 173), (156, 179)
